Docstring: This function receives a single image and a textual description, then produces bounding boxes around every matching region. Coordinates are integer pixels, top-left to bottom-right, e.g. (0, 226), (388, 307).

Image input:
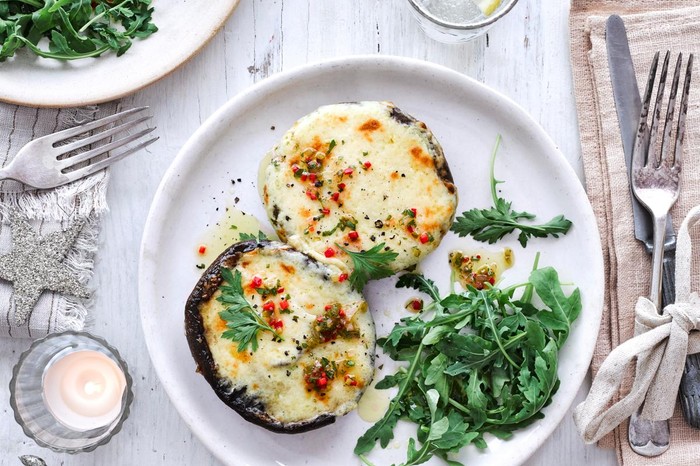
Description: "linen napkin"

(0, 102), (118, 338)
(571, 1), (700, 464)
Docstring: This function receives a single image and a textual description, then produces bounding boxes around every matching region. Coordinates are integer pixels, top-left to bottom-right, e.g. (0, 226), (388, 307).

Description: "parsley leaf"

(336, 243), (398, 292)
(217, 267), (282, 352)
(450, 135), (572, 247)
(356, 266), (581, 465)
(239, 230), (269, 242)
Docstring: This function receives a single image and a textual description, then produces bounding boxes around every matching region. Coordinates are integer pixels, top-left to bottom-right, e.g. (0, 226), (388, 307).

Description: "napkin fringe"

(58, 213), (100, 332)
(58, 295), (90, 332)
(0, 179), (109, 222)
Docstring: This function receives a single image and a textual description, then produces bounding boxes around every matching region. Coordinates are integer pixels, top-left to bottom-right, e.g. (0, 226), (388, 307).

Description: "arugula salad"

(351, 136), (577, 465)
(355, 262), (580, 466)
(0, 0), (157, 61)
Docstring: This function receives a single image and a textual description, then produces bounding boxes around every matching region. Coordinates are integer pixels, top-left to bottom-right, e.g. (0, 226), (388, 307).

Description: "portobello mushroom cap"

(261, 101), (458, 274)
(185, 240), (375, 433)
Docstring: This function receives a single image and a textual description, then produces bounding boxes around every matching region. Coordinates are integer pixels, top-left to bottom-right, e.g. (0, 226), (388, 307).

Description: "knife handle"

(681, 354), (700, 428)
(661, 251), (675, 308)
(670, 250), (700, 428)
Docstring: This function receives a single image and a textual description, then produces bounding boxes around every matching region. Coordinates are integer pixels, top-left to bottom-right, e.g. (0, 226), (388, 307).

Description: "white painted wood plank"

(0, 1), (617, 464)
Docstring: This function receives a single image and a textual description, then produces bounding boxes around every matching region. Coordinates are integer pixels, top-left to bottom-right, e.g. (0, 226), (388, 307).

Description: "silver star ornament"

(0, 215), (90, 325)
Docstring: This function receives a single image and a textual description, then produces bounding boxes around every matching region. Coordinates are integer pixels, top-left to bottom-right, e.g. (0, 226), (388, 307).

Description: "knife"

(607, 12), (700, 446)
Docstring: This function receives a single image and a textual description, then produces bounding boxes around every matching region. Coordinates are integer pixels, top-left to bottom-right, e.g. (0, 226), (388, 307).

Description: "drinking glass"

(407, 0), (520, 43)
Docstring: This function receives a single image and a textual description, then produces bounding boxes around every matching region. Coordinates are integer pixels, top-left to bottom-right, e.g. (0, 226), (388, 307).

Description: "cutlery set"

(607, 14), (696, 455)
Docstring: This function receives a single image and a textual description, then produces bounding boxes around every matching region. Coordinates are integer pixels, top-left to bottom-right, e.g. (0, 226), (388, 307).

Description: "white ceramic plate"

(139, 56), (603, 466)
(0, 0), (239, 108)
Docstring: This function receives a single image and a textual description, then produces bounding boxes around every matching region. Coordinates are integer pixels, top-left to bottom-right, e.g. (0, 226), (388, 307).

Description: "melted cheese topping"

(262, 101), (458, 272)
(199, 243), (375, 424)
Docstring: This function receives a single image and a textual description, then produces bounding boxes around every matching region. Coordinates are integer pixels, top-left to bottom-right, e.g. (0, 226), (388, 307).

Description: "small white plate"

(139, 55), (603, 466)
(0, 0), (239, 108)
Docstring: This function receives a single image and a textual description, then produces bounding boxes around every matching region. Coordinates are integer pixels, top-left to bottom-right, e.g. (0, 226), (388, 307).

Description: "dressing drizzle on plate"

(194, 207), (276, 268)
(449, 248), (513, 290)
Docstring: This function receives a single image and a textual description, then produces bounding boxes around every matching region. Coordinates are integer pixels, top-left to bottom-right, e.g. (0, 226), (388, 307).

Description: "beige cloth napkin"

(571, 1), (700, 464)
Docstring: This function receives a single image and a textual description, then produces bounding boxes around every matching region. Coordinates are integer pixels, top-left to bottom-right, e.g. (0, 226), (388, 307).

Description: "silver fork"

(628, 50), (693, 457)
(0, 107), (157, 189)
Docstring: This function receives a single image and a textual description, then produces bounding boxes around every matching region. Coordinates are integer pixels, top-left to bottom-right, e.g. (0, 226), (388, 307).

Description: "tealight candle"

(43, 350), (127, 431)
(11, 331), (133, 452)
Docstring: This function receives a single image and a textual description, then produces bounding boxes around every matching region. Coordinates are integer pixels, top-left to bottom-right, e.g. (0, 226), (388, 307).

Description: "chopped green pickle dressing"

(449, 248), (513, 290)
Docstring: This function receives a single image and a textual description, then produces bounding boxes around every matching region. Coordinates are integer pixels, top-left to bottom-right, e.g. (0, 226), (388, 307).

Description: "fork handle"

(0, 165), (18, 183)
(628, 213), (670, 457)
(0, 164), (32, 186)
(649, 214), (667, 311)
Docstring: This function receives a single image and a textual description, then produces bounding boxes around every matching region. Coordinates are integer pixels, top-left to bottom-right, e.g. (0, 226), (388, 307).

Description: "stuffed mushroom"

(185, 240), (375, 433)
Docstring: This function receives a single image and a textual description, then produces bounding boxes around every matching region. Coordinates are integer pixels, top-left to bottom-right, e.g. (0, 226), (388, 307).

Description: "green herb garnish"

(402, 208), (416, 219)
(255, 280), (281, 299)
(327, 139), (337, 154)
(450, 135), (572, 247)
(321, 216), (357, 237)
(355, 265), (580, 465)
(336, 243), (397, 292)
(1, 0), (158, 62)
(239, 230), (269, 242)
(217, 268), (283, 352)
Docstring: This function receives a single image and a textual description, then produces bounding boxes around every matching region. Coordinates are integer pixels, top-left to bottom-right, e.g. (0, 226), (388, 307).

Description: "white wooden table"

(0, 0), (619, 464)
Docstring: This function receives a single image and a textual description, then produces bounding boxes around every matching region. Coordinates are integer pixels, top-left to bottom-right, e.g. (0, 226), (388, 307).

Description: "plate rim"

(138, 54), (603, 465)
(0, 0), (240, 108)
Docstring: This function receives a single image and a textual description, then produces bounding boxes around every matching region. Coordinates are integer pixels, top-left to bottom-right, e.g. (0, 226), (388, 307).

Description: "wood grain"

(0, 0), (616, 464)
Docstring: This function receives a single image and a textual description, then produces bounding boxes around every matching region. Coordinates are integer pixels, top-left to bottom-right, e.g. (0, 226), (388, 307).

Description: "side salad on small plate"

(0, 0), (240, 107)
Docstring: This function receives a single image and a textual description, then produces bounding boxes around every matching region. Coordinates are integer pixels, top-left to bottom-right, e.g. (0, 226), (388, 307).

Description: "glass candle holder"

(9, 331), (133, 453)
(407, 0), (520, 43)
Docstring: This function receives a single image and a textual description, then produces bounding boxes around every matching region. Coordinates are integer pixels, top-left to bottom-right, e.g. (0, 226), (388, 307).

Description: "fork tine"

(55, 116), (152, 156)
(58, 127), (157, 170)
(43, 107), (149, 144)
(633, 51), (660, 170)
(659, 53), (683, 166)
(647, 51), (671, 167)
(673, 53), (694, 168)
(63, 137), (159, 182)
